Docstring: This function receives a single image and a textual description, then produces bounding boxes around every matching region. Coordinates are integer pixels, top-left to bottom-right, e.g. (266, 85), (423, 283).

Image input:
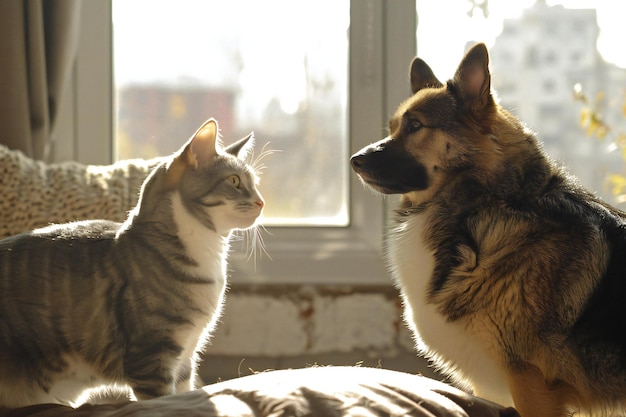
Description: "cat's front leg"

(124, 348), (178, 399)
(128, 372), (182, 400)
(127, 376), (176, 400)
(176, 358), (202, 392)
(174, 360), (196, 393)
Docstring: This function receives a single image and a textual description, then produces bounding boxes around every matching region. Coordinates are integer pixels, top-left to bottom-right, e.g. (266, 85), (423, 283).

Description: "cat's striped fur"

(0, 118), (264, 407)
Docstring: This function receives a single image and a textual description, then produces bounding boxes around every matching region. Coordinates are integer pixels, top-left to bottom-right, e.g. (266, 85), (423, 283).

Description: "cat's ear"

(225, 132), (255, 160)
(186, 118), (220, 168)
(165, 118), (220, 189)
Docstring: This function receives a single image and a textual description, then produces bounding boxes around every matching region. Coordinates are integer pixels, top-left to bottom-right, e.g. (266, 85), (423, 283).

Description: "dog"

(351, 42), (626, 417)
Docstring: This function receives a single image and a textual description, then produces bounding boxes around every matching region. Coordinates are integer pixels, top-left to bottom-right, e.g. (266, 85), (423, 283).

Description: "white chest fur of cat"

(0, 118), (264, 407)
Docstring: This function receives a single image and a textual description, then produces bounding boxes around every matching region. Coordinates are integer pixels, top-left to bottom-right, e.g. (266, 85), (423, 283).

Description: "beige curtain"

(0, 0), (81, 161)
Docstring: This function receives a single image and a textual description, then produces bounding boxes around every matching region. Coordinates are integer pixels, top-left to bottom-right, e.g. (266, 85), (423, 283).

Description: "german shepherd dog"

(351, 43), (626, 417)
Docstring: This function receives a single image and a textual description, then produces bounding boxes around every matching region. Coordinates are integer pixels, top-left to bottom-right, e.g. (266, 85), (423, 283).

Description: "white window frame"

(68, 0), (416, 285)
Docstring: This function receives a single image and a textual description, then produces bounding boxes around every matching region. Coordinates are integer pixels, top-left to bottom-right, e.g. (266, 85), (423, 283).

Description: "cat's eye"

(228, 174), (241, 188)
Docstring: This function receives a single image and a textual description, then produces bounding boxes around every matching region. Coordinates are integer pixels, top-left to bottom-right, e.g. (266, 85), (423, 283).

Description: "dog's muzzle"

(350, 138), (429, 194)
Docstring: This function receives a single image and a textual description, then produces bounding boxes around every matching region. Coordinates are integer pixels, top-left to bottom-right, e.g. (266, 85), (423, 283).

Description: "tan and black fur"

(0, 119), (264, 407)
(351, 43), (626, 417)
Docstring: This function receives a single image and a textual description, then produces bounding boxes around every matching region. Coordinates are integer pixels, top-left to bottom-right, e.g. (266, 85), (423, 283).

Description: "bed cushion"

(0, 366), (518, 417)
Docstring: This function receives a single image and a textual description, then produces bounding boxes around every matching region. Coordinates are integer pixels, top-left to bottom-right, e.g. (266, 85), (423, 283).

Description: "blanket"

(0, 367), (517, 417)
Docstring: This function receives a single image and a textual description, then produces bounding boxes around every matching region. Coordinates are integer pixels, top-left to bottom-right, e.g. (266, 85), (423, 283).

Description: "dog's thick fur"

(351, 43), (626, 417)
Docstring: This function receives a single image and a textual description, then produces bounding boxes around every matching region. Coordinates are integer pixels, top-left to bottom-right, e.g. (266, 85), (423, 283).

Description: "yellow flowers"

(580, 107), (610, 139)
(606, 174), (626, 201)
(574, 83), (626, 200)
(574, 84), (610, 140)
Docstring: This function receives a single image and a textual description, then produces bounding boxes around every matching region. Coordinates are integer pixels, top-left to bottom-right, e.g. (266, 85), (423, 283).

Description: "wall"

(199, 284), (439, 384)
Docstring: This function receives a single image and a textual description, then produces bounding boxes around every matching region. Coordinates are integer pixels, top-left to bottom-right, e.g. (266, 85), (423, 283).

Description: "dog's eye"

(406, 118), (423, 133)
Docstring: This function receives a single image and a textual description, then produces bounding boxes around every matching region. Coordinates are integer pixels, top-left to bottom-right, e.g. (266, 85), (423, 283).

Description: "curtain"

(0, 0), (81, 161)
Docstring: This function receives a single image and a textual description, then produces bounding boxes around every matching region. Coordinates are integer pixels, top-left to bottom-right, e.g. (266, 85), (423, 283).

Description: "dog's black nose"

(350, 153), (364, 171)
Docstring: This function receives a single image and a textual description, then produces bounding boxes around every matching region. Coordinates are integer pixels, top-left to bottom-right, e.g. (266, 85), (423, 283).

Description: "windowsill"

(229, 225), (389, 285)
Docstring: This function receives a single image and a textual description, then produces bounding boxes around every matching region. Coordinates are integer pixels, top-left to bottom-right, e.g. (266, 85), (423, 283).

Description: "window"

(74, 0), (417, 284)
(74, 1), (625, 284)
(113, 0), (350, 227)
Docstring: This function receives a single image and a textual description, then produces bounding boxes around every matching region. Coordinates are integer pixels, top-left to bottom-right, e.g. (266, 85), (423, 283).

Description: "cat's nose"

(256, 200), (264, 209)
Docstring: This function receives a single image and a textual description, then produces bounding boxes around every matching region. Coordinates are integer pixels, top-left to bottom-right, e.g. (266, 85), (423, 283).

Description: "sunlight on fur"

(72, 385), (135, 407)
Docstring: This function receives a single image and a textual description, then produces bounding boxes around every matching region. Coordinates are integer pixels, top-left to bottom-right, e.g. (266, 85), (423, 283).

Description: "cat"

(0, 118), (264, 407)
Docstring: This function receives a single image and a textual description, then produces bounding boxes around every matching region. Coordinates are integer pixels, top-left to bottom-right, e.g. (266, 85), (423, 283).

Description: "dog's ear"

(409, 57), (443, 94)
(452, 43), (494, 116)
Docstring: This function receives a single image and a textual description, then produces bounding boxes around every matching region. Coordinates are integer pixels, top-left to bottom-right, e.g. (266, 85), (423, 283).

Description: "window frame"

(69, 0), (417, 285)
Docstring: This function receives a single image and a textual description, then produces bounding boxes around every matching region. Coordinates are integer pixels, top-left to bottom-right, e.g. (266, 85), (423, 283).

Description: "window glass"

(113, 0), (349, 225)
(416, 0), (626, 205)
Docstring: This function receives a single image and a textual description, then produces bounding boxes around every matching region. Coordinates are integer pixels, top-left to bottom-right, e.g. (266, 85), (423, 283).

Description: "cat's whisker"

(255, 224), (271, 260)
(243, 224), (271, 268)
(250, 143), (279, 174)
(248, 230), (258, 266)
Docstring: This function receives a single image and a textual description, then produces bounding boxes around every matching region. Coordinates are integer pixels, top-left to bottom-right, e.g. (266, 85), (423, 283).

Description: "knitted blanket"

(0, 144), (160, 238)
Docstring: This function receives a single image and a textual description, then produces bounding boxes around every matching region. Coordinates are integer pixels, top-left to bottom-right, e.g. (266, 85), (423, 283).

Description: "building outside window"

(416, 0), (626, 205)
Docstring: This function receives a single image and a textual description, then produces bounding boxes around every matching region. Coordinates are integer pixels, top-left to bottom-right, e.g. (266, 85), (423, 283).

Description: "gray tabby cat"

(0, 118), (264, 407)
